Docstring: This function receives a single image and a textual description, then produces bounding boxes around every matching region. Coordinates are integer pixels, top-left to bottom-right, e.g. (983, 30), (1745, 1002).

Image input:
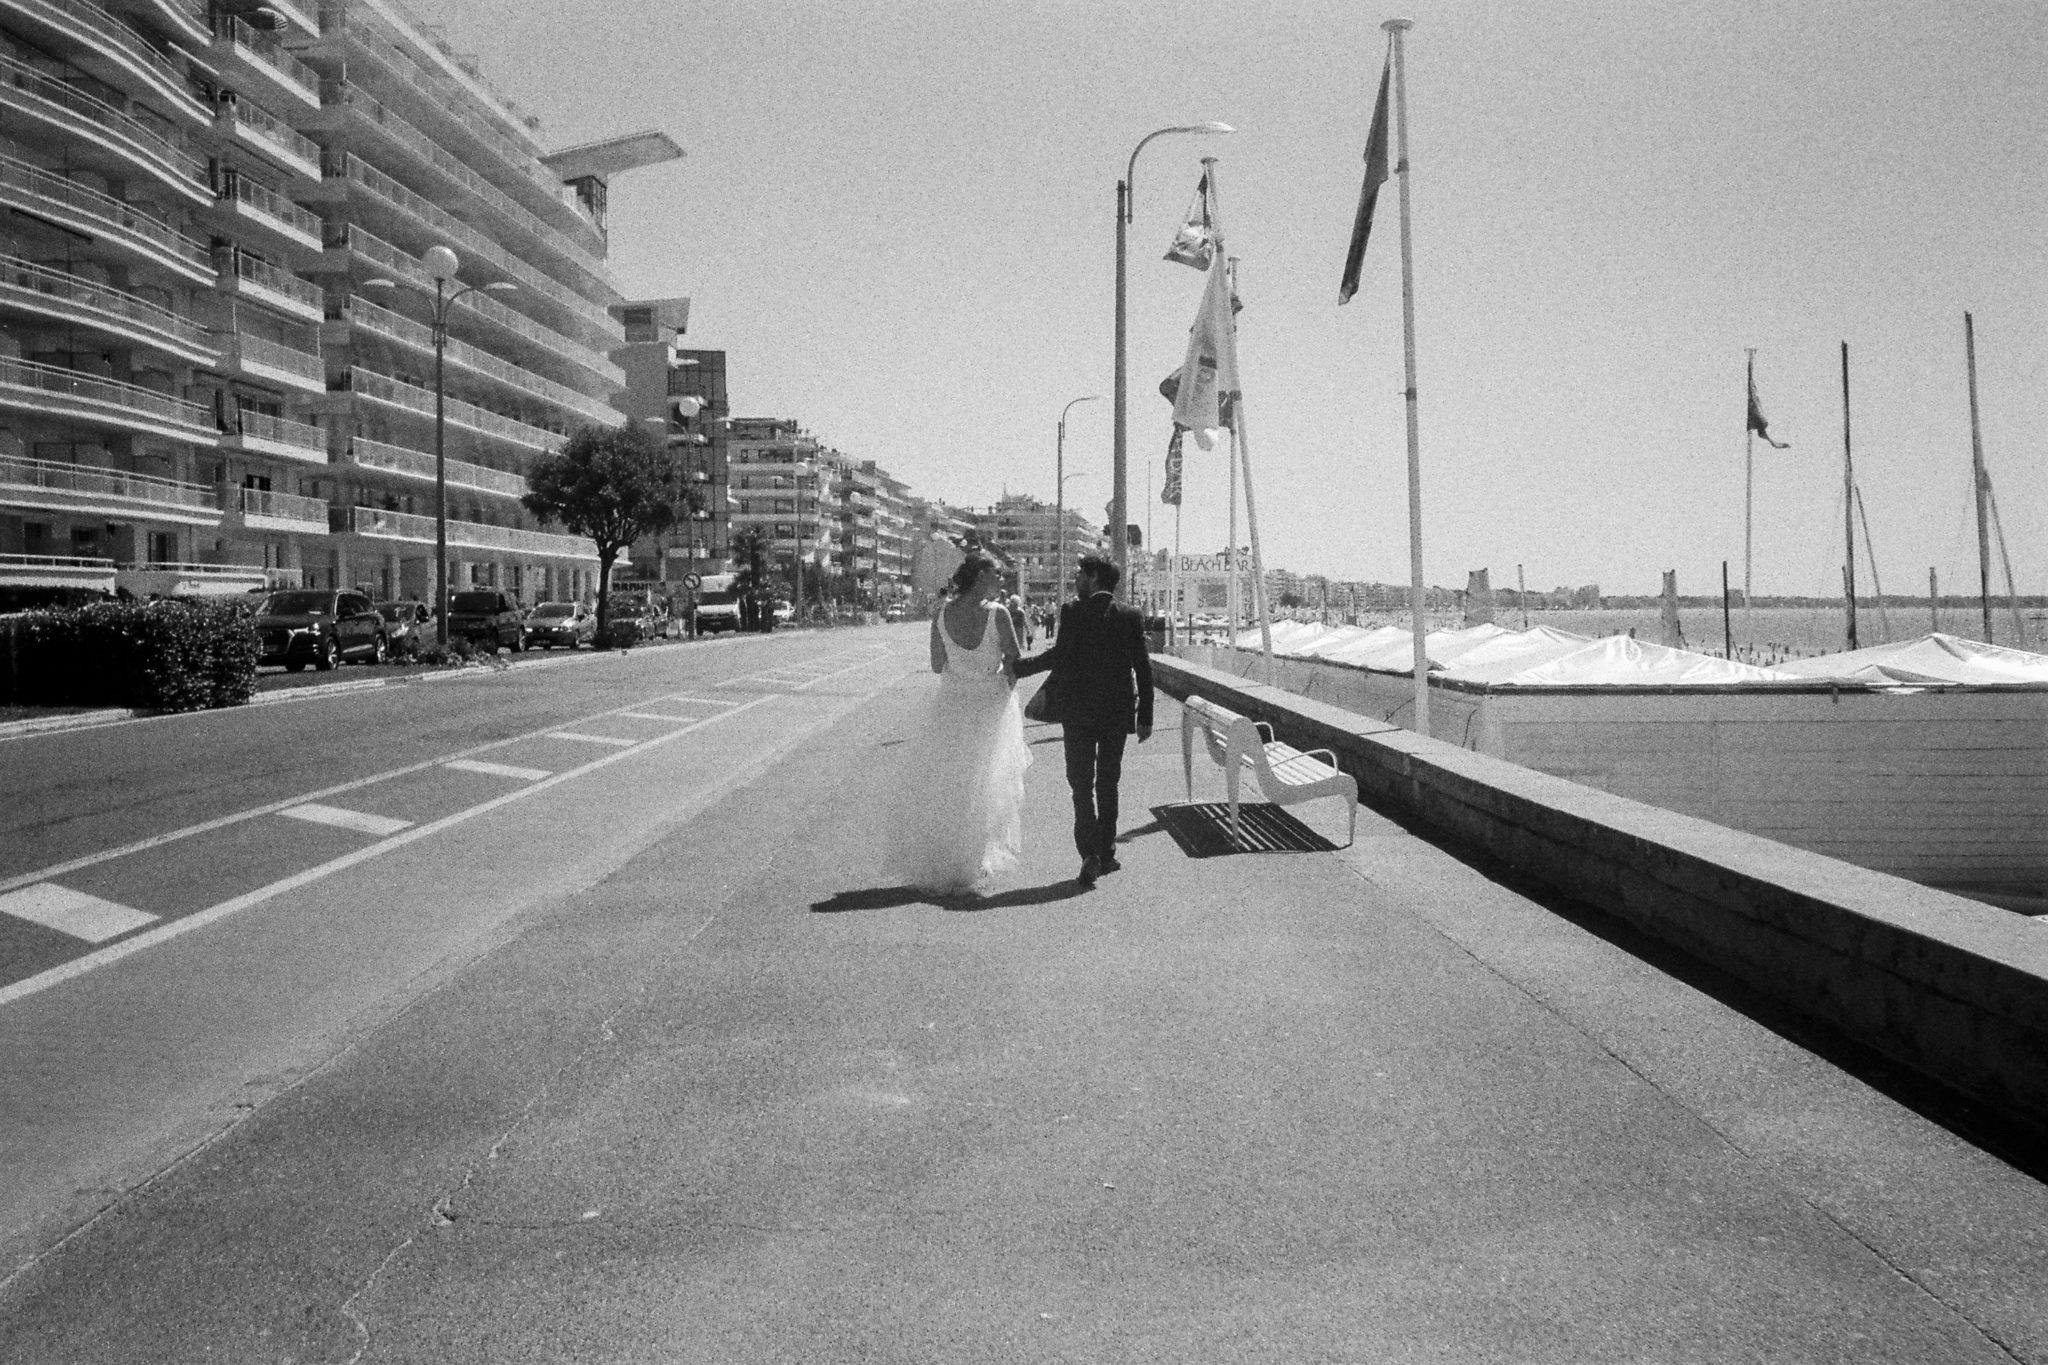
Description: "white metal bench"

(1181, 695), (1358, 846)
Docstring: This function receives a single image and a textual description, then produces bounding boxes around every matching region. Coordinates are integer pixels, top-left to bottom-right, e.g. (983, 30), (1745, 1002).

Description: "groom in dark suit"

(1013, 554), (1154, 887)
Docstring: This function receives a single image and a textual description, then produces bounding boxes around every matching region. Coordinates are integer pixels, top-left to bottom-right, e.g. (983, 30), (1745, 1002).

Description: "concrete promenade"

(3, 648), (2045, 1362)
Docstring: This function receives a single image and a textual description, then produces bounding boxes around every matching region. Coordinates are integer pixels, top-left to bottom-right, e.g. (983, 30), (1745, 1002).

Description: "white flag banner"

(1171, 249), (1241, 450)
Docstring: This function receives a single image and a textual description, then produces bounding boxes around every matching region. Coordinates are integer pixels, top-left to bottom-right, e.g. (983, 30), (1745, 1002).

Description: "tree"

(523, 423), (694, 640)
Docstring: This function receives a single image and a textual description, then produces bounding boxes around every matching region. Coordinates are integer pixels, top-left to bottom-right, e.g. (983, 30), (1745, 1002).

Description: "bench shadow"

(1153, 802), (1339, 858)
(811, 880), (1091, 915)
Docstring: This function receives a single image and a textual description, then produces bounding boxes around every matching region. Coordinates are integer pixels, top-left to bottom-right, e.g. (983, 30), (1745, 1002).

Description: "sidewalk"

(3, 665), (2044, 1363)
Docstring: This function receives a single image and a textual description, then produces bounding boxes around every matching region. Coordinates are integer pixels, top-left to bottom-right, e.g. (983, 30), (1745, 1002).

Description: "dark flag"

(1161, 426), (1184, 506)
(1338, 53), (1392, 306)
(1748, 362), (1790, 449)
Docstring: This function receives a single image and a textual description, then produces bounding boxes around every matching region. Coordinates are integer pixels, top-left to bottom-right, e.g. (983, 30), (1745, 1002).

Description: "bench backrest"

(1185, 696), (1270, 773)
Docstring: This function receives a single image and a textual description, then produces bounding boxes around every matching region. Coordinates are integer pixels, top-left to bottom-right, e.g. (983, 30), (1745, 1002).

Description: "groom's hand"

(1137, 724), (1152, 743)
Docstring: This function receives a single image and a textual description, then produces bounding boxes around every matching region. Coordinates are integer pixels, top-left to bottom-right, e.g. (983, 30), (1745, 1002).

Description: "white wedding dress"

(884, 603), (1033, 893)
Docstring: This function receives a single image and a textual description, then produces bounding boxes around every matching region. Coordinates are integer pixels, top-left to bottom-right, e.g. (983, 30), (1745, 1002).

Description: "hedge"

(1, 600), (259, 712)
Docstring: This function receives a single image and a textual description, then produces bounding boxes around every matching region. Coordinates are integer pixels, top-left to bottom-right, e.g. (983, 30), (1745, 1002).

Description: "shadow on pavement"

(810, 880), (1092, 915)
(1153, 802), (1339, 858)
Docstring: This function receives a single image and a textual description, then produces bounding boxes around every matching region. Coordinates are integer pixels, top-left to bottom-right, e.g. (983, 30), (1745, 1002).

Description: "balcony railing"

(218, 246), (325, 313)
(343, 435), (528, 499)
(0, 51), (208, 194)
(0, 451), (217, 510)
(331, 297), (621, 425)
(0, 355), (213, 433)
(233, 485), (326, 523)
(218, 95), (321, 174)
(323, 152), (617, 331)
(337, 367), (568, 451)
(2, 0), (207, 120)
(0, 250), (214, 357)
(224, 332), (324, 386)
(212, 12), (321, 105)
(332, 503), (598, 560)
(218, 171), (323, 244)
(0, 153), (212, 278)
(319, 223), (622, 386)
(228, 408), (325, 453)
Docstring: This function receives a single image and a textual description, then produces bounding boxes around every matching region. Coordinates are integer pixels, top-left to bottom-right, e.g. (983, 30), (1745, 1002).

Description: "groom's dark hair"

(1076, 554), (1120, 590)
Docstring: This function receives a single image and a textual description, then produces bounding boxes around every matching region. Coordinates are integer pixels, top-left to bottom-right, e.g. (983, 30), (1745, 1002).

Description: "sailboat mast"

(1840, 341), (1857, 650)
(1964, 311), (1993, 643)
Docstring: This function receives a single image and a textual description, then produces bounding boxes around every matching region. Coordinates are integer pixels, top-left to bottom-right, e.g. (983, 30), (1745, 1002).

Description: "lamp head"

(422, 244), (460, 282)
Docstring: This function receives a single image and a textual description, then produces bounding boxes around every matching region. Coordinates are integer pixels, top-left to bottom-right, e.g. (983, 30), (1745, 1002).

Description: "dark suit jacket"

(1014, 592), (1154, 735)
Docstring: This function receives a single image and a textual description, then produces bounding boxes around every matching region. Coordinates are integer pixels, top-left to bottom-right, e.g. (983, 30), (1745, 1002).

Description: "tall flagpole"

(1840, 340), (1858, 651)
(1203, 159), (1274, 681)
(1964, 311), (1994, 644)
(1385, 17), (1428, 734)
(1743, 347), (1756, 643)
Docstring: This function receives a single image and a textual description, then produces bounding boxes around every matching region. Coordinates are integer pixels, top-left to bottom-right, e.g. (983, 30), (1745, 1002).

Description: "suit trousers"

(1062, 724), (1129, 862)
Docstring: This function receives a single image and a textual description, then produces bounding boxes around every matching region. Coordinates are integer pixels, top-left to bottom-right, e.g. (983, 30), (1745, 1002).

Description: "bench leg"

(1181, 713), (1194, 804)
(1226, 760), (1241, 839)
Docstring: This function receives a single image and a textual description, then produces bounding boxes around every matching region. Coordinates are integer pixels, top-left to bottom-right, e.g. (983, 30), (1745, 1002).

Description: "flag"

(1171, 248), (1241, 449)
(1748, 364), (1790, 449)
(1161, 426), (1184, 506)
(1163, 174), (1215, 270)
(1337, 53), (1392, 306)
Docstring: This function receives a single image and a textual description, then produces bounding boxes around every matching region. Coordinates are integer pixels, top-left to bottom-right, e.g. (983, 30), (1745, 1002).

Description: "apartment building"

(866, 460), (911, 606)
(726, 415), (830, 598)
(969, 492), (1101, 607)
(0, 0), (674, 607)
(607, 299), (727, 583)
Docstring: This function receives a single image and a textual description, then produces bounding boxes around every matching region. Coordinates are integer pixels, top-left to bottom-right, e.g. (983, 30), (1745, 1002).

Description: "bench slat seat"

(1180, 696), (1357, 846)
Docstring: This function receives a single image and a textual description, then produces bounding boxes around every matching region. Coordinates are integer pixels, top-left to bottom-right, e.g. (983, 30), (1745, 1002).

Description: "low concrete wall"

(1155, 654), (2048, 1136)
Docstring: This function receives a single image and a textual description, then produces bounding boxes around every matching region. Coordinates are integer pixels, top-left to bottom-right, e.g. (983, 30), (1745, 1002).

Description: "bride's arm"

(929, 611), (947, 673)
(992, 606), (1021, 684)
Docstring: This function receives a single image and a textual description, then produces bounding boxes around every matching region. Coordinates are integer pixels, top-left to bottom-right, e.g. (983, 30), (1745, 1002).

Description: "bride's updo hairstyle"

(946, 552), (997, 599)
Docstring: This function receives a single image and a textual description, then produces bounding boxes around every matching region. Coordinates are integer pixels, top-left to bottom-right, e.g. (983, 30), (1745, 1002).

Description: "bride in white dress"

(884, 554), (1033, 894)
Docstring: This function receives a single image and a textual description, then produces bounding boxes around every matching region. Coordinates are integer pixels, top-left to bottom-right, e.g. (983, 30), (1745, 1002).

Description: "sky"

(403, 0), (2048, 600)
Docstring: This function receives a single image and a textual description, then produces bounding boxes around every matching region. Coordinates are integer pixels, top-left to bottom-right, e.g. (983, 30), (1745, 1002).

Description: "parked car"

(772, 599), (795, 625)
(691, 574), (744, 634)
(524, 600), (596, 649)
(883, 603), (907, 622)
(446, 589), (525, 650)
(374, 600), (431, 658)
(252, 589), (388, 671)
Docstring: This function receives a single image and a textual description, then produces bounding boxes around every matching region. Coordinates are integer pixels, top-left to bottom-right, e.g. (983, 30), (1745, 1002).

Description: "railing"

(234, 485), (326, 522)
(0, 50), (207, 187)
(319, 78), (606, 273)
(219, 172), (322, 240)
(344, 436), (528, 498)
(319, 222), (622, 384)
(5, 0), (203, 113)
(0, 451), (217, 509)
(325, 152), (617, 330)
(338, 367), (568, 450)
(333, 298), (621, 425)
(229, 408), (325, 451)
(0, 355), (213, 430)
(212, 12), (321, 102)
(0, 153), (211, 273)
(219, 95), (321, 169)
(333, 504), (597, 559)
(226, 332), (324, 384)
(0, 250), (213, 352)
(218, 246), (325, 311)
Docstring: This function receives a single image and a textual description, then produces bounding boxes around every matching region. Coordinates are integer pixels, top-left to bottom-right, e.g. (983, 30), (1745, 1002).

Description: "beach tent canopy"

(1773, 632), (2048, 685)
(1327, 623), (1512, 673)
(1437, 626), (1594, 684)
(1492, 635), (1803, 686)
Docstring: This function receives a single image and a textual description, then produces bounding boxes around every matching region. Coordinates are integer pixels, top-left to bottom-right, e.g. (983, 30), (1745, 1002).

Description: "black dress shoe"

(1078, 857), (1100, 887)
(1099, 854), (1123, 874)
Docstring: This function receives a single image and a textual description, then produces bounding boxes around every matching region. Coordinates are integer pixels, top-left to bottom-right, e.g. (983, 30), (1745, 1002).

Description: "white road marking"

(547, 731), (639, 747)
(0, 884), (157, 943)
(663, 696), (735, 707)
(443, 759), (552, 782)
(279, 804), (413, 837)
(614, 711), (703, 723)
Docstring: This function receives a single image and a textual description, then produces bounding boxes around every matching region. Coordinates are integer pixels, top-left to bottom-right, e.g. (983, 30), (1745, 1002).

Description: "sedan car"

(523, 600), (595, 649)
(374, 600), (431, 658)
(252, 589), (388, 671)
(446, 589), (525, 651)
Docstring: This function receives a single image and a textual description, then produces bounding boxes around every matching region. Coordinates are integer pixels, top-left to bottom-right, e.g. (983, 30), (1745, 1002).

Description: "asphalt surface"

(2, 622), (2045, 1362)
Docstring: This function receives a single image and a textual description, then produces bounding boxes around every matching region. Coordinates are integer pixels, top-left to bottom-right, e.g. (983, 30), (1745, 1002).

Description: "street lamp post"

(1114, 121), (1232, 600)
(1056, 394), (1100, 599)
(363, 245), (517, 650)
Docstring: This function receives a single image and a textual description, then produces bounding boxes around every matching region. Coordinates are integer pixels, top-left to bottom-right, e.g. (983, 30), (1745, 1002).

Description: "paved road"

(3, 625), (2045, 1362)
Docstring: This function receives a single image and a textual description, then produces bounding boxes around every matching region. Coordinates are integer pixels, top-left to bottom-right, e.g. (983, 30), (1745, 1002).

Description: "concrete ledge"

(1155, 655), (2048, 1135)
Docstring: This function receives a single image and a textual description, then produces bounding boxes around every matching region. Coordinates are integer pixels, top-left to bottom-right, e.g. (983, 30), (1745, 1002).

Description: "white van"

(693, 573), (744, 633)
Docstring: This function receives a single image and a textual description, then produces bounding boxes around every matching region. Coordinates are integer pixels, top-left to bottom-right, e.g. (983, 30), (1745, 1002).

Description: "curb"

(0, 707), (136, 739)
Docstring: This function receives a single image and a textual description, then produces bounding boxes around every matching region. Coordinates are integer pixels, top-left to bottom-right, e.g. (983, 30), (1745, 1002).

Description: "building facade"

(0, 0), (673, 608)
(726, 416), (828, 601)
(968, 493), (1101, 607)
(607, 299), (728, 585)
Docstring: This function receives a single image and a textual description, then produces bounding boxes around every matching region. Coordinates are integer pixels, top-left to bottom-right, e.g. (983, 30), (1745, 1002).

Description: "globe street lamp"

(1114, 121), (1232, 599)
(363, 244), (517, 650)
(1056, 394), (1100, 598)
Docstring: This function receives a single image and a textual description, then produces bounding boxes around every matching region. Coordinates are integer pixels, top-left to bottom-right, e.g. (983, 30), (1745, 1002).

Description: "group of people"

(885, 553), (1154, 894)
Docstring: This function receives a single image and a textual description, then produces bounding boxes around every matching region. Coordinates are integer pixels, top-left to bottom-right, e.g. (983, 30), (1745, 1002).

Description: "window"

(148, 531), (178, 562)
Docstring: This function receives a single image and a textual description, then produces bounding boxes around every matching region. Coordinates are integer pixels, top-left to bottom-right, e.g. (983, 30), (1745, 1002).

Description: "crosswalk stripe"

(548, 731), (639, 747)
(443, 758), (552, 782)
(614, 711), (701, 723)
(0, 884), (157, 943)
(279, 804), (413, 837)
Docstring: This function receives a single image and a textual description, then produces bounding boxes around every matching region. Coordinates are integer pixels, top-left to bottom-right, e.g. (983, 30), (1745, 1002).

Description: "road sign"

(682, 573), (702, 590)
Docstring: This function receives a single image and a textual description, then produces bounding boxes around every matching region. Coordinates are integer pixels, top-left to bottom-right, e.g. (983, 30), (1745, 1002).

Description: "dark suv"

(252, 589), (388, 671)
(447, 589), (525, 650)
